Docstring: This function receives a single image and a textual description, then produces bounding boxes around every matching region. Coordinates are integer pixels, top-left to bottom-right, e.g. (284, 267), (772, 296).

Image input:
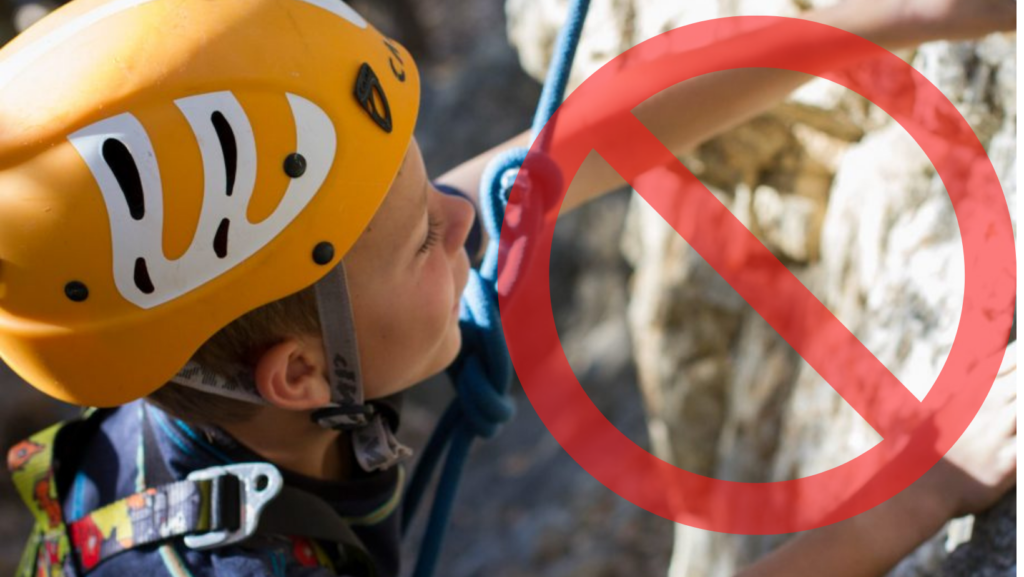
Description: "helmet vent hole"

(211, 111), (237, 197)
(354, 63), (393, 133)
(134, 258), (155, 294)
(102, 139), (145, 221)
(214, 218), (230, 259)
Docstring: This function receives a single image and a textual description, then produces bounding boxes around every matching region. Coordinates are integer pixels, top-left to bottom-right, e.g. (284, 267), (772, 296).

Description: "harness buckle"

(183, 463), (283, 550)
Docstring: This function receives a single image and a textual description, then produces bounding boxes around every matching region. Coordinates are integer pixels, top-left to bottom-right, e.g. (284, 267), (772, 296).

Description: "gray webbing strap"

(171, 262), (411, 473)
(312, 263), (368, 427)
(260, 485), (366, 544)
(172, 362), (268, 405)
(311, 262), (411, 472)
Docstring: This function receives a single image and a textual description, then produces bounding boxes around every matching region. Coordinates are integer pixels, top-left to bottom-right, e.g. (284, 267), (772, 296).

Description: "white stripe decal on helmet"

(69, 91), (337, 309)
(295, 0), (367, 28)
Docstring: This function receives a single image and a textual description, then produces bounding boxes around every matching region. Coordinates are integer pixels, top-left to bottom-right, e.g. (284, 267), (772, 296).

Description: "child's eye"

(417, 214), (441, 255)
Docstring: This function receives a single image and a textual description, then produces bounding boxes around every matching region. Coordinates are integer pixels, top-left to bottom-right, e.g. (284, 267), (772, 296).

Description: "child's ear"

(254, 337), (331, 410)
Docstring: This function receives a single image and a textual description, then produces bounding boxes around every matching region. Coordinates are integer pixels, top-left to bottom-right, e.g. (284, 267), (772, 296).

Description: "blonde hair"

(146, 285), (321, 427)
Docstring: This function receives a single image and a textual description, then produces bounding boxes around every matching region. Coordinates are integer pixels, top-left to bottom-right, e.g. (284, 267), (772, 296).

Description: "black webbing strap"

(259, 487), (376, 575)
(371, 393), (404, 431)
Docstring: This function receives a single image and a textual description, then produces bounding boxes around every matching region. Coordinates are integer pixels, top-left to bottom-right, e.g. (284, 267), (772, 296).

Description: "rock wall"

(507, 1), (1016, 576)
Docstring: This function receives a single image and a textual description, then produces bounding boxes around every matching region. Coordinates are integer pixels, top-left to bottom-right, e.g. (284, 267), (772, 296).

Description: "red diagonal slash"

(593, 112), (923, 438)
(501, 16), (1014, 534)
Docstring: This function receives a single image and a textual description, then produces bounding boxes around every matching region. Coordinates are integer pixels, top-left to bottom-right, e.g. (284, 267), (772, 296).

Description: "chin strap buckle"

(184, 463), (283, 550)
(311, 403), (377, 431)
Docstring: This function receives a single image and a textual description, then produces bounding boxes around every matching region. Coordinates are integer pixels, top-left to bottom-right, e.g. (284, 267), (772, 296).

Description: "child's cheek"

(423, 253), (454, 322)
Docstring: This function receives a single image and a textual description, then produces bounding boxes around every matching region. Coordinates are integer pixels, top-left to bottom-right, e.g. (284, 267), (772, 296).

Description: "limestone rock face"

(506, 1), (1016, 576)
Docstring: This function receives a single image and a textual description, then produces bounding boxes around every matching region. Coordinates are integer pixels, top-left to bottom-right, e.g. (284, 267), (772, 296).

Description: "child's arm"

(739, 343), (1017, 577)
(437, 0), (1014, 213)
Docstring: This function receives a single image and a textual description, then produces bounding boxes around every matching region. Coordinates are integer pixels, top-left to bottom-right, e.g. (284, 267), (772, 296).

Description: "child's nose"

(435, 185), (477, 257)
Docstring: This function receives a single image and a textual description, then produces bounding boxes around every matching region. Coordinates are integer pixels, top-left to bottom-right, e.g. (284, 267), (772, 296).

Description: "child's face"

(342, 138), (474, 398)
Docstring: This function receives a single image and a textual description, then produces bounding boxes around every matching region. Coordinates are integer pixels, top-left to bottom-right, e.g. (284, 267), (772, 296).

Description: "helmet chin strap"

(171, 261), (411, 473)
(309, 261), (412, 471)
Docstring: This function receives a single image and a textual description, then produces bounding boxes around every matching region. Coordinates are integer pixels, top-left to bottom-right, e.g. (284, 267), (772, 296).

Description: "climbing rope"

(401, 1), (591, 576)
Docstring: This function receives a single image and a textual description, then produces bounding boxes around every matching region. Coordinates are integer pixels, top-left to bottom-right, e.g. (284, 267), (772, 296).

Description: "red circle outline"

(501, 16), (1015, 534)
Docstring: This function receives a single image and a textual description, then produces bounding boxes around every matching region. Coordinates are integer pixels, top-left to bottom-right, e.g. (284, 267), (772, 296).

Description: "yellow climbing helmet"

(0, 0), (420, 407)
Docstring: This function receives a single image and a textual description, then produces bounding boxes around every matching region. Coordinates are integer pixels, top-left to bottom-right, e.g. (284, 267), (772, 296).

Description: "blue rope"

(403, 2), (591, 576)
(530, 0), (590, 148)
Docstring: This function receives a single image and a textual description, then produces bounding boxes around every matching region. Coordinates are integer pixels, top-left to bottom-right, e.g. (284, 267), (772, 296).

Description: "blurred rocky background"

(0, 1), (1015, 576)
(505, 0), (1016, 576)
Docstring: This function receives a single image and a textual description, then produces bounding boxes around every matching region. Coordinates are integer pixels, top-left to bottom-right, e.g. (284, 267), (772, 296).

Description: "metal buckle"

(184, 463), (283, 550)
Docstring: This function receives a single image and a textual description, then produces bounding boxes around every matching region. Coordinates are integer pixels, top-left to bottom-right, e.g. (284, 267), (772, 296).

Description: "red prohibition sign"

(500, 16), (1016, 534)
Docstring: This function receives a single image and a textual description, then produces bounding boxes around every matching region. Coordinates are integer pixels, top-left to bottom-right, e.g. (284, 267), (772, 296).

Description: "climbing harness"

(9, 407), (384, 576)
(401, 2), (592, 576)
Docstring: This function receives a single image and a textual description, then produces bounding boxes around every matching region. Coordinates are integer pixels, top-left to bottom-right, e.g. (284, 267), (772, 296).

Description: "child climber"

(0, 0), (1014, 576)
